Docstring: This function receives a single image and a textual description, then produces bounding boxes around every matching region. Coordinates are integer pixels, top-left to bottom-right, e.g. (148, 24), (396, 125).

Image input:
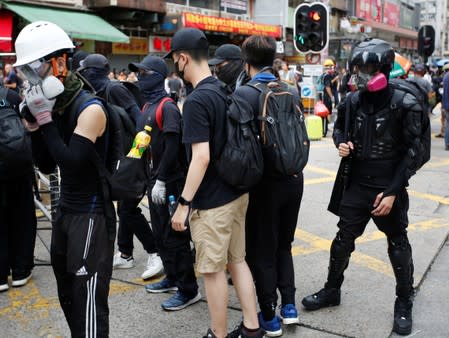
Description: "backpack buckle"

(266, 116), (275, 125)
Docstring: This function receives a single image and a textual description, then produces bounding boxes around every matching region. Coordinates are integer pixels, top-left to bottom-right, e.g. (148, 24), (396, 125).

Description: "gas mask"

(348, 71), (387, 93)
(18, 63), (64, 99)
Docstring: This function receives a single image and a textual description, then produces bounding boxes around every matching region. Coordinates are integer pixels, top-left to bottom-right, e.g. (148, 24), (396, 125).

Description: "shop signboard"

(183, 12), (281, 38)
(112, 37), (148, 55)
(149, 36), (172, 54)
(383, 0), (400, 27)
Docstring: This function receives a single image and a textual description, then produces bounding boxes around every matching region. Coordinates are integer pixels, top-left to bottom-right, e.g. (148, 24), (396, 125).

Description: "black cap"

(77, 53), (109, 72)
(72, 50), (89, 71)
(163, 28), (209, 59)
(208, 44), (242, 66)
(129, 55), (168, 78)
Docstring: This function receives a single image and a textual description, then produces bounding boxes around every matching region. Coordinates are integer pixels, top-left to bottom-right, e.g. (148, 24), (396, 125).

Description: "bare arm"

(171, 142), (210, 231)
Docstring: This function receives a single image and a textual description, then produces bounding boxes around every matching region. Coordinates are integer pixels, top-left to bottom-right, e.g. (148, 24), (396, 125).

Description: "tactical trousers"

(246, 174), (304, 317)
(0, 175), (37, 281)
(326, 182), (414, 298)
(117, 197), (157, 256)
(51, 211), (114, 337)
(148, 179), (198, 297)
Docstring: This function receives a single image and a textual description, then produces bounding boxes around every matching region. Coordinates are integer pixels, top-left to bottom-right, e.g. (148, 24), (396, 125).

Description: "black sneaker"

(393, 297), (413, 335)
(0, 277), (8, 292)
(11, 271), (32, 287)
(301, 287), (341, 311)
(227, 322), (265, 338)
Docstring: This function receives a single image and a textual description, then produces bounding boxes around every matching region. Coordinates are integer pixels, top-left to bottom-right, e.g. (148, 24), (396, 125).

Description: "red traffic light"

(309, 11), (321, 21)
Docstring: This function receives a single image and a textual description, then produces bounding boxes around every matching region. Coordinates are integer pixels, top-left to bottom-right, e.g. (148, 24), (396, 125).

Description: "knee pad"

(388, 234), (412, 260)
(331, 230), (355, 258)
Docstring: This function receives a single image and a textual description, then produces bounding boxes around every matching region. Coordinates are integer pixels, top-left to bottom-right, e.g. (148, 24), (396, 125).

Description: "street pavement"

(1, 109), (449, 338)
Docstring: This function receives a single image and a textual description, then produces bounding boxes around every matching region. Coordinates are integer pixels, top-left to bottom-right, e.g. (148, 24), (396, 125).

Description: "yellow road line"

(305, 165), (337, 176)
(408, 190), (449, 205)
(304, 177), (335, 185)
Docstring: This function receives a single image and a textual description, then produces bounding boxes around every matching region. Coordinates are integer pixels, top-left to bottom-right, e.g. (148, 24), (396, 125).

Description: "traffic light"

(418, 25), (435, 58)
(294, 2), (329, 54)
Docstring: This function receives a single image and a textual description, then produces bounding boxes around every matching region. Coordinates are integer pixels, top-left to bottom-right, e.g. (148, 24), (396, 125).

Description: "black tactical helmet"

(350, 38), (395, 77)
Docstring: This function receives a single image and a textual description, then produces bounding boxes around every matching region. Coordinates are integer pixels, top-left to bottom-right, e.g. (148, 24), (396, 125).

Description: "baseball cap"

(208, 44), (242, 66)
(163, 28), (209, 59)
(78, 53), (109, 72)
(414, 64), (425, 72)
(129, 55), (168, 78)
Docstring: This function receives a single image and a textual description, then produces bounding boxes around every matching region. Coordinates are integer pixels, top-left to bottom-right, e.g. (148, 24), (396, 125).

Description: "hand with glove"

(151, 180), (166, 205)
(23, 84), (55, 126)
(19, 100), (39, 132)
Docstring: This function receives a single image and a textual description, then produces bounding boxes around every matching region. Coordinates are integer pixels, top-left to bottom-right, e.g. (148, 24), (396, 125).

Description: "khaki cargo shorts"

(189, 193), (249, 274)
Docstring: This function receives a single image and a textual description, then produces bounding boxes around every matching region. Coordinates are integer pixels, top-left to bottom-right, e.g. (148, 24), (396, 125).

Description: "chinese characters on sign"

(112, 37), (148, 55)
(183, 12), (281, 38)
(149, 36), (172, 54)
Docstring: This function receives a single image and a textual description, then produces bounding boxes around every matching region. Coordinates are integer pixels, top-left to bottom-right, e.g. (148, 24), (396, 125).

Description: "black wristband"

(178, 196), (191, 206)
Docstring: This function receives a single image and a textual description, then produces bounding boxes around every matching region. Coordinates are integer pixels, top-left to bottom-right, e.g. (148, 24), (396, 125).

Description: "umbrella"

(390, 53), (412, 78)
(436, 59), (449, 67)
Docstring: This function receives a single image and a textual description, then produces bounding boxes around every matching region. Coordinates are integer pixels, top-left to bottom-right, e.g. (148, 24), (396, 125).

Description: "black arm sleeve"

(384, 94), (425, 196)
(332, 96), (349, 147)
(157, 132), (181, 182)
(39, 122), (97, 172)
(30, 130), (57, 174)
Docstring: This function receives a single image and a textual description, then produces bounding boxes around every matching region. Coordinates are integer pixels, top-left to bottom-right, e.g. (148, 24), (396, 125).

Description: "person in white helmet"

(15, 21), (114, 337)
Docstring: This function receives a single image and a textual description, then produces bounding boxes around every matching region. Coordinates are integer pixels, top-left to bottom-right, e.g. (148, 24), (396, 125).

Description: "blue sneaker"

(258, 312), (282, 337)
(280, 304), (299, 325)
(161, 291), (201, 311)
(145, 278), (178, 293)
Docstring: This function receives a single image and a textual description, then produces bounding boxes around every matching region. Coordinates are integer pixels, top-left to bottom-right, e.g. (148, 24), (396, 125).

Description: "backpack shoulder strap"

(0, 87), (7, 102)
(155, 97), (174, 131)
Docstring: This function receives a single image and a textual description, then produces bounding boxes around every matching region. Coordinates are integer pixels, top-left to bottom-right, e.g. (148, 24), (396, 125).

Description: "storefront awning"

(3, 2), (129, 43)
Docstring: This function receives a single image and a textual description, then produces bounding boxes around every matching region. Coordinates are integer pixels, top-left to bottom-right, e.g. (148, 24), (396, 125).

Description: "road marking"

(408, 190), (449, 205)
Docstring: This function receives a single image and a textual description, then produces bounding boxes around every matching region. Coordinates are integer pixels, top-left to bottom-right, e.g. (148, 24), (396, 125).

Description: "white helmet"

(14, 21), (75, 67)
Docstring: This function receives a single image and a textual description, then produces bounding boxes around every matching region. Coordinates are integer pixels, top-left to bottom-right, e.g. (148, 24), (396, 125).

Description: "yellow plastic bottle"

(127, 125), (152, 158)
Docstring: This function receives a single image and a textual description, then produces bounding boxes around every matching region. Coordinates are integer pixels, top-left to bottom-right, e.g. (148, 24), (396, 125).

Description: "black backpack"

(248, 81), (310, 176)
(389, 78), (431, 168)
(205, 83), (264, 191)
(0, 88), (33, 180)
(69, 91), (147, 201)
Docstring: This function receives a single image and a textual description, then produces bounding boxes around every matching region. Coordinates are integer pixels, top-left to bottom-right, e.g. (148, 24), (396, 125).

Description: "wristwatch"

(178, 196), (192, 207)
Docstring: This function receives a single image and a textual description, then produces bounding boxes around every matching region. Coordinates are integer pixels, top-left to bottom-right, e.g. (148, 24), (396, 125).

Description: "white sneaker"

(12, 272), (32, 287)
(113, 252), (134, 269)
(141, 253), (164, 280)
(0, 283), (8, 292)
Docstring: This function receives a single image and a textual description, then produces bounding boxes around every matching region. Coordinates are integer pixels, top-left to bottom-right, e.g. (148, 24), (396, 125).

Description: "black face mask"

(215, 60), (244, 87)
(174, 60), (186, 81)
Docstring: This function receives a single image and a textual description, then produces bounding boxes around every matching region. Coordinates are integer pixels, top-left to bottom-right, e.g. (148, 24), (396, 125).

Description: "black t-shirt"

(323, 73), (333, 101)
(142, 98), (186, 183)
(4, 71), (21, 93)
(182, 76), (242, 210)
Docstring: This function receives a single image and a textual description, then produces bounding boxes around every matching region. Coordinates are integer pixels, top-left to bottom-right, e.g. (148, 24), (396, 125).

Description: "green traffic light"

(296, 35), (305, 44)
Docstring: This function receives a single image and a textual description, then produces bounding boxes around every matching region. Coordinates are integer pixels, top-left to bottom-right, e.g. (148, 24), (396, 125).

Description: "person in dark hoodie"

(78, 53), (163, 280)
(130, 55), (200, 311)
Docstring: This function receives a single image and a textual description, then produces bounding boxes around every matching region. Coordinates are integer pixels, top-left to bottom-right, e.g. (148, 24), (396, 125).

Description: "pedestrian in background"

(166, 28), (263, 338)
(442, 64), (449, 150)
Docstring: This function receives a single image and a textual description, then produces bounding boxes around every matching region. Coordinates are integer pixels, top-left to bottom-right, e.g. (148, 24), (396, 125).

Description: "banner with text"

(183, 12), (281, 38)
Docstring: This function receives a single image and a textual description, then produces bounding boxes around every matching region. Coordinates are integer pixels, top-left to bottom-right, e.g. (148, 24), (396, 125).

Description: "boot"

(301, 287), (341, 310)
(393, 297), (413, 335)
